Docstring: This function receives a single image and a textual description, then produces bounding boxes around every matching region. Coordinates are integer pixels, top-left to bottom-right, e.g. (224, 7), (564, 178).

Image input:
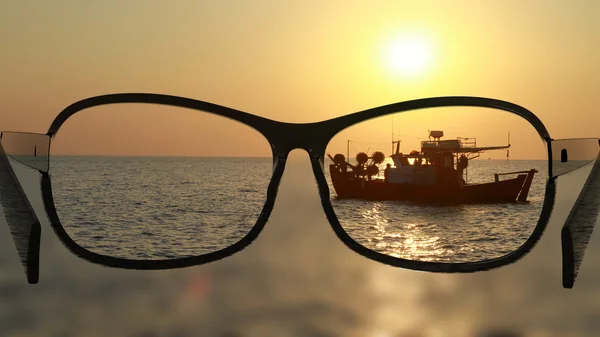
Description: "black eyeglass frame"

(1, 93), (598, 287)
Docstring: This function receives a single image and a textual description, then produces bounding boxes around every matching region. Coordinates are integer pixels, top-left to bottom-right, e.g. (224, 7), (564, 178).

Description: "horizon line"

(48, 154), (548, 161)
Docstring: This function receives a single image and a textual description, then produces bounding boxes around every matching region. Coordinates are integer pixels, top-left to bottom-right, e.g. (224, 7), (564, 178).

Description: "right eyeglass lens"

(49, 103), (273, 261)
(325, 106), (548, 263)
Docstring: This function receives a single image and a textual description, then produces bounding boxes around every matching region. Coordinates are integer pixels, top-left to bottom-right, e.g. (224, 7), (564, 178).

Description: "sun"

(384, 35), (434, 78)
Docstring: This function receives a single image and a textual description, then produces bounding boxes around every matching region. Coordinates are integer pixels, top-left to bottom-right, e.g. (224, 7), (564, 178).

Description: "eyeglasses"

(1, 93), (598, 288)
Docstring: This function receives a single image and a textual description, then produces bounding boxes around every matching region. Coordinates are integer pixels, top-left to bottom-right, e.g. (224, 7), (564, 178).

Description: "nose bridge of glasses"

(266, 122), (333, 159)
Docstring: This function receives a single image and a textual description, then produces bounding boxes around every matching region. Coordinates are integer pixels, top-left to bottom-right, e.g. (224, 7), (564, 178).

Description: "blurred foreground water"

(1, 151), (600, 337)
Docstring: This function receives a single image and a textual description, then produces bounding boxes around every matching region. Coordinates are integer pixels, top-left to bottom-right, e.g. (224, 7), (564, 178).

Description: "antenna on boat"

(392, 117), (394, 154)
(347, 140), (350, 163)
(507, 132), (510, 162)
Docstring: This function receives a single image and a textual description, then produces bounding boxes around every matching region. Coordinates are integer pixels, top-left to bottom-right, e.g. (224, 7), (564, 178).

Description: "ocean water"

(1, 153), (599, 337)
(49, 156), (273, 259)
(50, 156), (547, 263)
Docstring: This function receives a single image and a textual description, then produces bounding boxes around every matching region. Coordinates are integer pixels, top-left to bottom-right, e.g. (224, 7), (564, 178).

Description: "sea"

(49, 156), (548, 264)
(0, 153), (599, 337)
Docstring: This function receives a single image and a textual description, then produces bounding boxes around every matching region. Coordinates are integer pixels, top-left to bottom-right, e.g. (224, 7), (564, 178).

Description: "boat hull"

(329, 165), (536, 203)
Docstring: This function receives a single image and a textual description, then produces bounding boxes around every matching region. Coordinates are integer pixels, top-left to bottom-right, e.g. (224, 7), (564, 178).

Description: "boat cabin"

(386, 138), (461, 186)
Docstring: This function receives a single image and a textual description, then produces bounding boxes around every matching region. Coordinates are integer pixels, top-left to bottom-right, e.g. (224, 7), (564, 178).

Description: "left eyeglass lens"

(49, 103), (273, 260)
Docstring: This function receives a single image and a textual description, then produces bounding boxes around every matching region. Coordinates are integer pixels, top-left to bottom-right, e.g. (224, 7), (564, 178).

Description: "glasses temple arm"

(561, 144), (600, 288)
(0, 140), (40, 284)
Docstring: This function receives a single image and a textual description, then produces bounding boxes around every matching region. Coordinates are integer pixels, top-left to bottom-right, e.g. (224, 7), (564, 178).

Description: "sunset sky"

(1, 1), (598, 159)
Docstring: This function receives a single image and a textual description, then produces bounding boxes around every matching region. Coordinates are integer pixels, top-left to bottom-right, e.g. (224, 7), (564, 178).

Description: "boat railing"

(421, 139), (461, 149)
(494, 169), (538, 182)
(457, 137), (476, 148)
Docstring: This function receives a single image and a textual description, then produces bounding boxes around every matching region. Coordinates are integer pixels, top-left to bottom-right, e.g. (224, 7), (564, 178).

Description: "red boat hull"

(329, 165), (536, 203)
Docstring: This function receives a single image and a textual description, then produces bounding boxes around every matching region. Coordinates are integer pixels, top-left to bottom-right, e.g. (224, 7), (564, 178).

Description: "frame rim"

(42, 93), (556, 272)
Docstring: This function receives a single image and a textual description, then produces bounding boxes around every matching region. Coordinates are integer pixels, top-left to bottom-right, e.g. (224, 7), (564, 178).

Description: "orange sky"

(1, 1), (598, 159)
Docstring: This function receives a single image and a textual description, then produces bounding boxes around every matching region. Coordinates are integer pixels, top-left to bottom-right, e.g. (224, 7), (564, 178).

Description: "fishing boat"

(328, 130), (537, 203)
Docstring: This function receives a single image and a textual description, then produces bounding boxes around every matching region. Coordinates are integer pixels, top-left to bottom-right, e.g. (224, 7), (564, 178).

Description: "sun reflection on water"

(362, 204), (457, 262)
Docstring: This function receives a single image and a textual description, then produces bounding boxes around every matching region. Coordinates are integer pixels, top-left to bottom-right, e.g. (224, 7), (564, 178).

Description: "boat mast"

(392, 117), (394, 154)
